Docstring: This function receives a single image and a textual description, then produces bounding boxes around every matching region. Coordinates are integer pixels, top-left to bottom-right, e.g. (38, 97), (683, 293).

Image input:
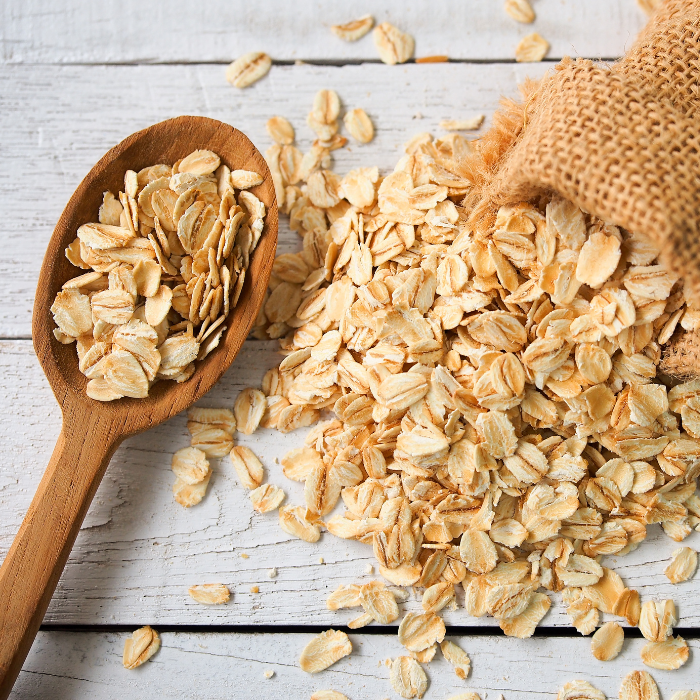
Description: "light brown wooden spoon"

(0, 115), (277, 698)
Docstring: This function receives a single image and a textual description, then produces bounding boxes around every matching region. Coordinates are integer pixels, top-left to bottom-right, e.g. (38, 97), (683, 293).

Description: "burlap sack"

(465, 0), (700, 377)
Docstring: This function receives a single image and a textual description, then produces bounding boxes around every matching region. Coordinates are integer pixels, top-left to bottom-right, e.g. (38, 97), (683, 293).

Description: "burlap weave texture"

(473, 0), (700, 295)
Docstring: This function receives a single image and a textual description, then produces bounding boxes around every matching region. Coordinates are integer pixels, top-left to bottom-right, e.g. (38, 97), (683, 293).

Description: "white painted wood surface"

(0, 61), (550, 338)
(1, 0), (646, 64)
(2, 0), (699, 695)
(1, 338), (698, 627)
(13, 632), (700, 700)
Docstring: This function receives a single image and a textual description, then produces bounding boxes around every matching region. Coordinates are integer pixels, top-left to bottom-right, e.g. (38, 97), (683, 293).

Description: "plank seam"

(39, 624), (700, 637)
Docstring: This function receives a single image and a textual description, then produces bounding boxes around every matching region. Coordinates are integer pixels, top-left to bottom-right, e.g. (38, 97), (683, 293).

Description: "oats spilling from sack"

(241, 82), (700, 681)
(51, 150), (268, 401)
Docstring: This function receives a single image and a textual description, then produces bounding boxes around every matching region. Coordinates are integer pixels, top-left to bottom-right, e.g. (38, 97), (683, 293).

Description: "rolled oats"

(344, 108), (375, 144)
(515, 33), (550, 62)
(664, 546), (697, 583)
(440, 640), (470, 679)
(229, 446), (264, 489)
(557, 680), (605, 700)
(54, 150), (267, 401)
(398, 611), (446, 652)
(505, 0), (535, 23)
(639, 599), (677, 642)
(226, 52), (272, 88)
(640, 636), (689, 670)
(590, 621), (624, 661)
(389, 656), (428, 699)
(188, 583), (230, 605)
(250, 483), (285, 513)
(330, 15), (374, 42)
(122, 626), (160, 669)
(373, 22), (414, 65)
(299, 630), (352, 673)
(619, 670), (660, 700)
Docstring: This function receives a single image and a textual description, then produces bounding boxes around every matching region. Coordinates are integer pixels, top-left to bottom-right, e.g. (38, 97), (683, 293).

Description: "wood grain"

(0, 339), (698, 628)
(0, 0), (647, 63)
(0, 116), (278, 699)
(0, 61), (550, 338)
(13, 631), (700, 700)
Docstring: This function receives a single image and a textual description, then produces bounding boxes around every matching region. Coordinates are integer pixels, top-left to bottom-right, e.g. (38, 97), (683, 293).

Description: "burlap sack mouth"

(461, 0), (700, 378)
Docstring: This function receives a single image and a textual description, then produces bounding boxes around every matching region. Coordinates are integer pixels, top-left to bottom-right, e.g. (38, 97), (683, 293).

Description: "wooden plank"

(0, 60), (550, 338)
(1, 339), (698, 627)
(1, 0), (647, 64)
(14, 631), (700, 699)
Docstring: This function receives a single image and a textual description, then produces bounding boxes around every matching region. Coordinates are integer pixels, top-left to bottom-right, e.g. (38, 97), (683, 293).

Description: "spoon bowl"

(0, 116), (277, 698)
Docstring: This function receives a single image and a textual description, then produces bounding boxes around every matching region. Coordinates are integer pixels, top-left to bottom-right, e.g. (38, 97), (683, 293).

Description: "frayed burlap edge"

(460, 0), (700, 379)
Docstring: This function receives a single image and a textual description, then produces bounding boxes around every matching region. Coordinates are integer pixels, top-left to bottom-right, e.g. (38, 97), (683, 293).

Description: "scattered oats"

(226, 51), (272, 88)
(241, 553), (249, 559)
(591, 621), (624, 661)
(557, 680), (605, 700)
(188, 583), (230, 605)
(319, 557), (325, 564)
(263, 669), (275, 679)
(171, 447), (210, 485)
(373, 22), (414, 65)
(331, 15), (374, 42)
(279, 506), (321, 543)
(250, 484), (285, 513)
(234, 388), (267, 434)
(123, 626), (160, 669)
(515, 33), (550, 62)
(173, 471), (211, 507)
(267, 116), (295, 145)
(344, 108), (375, 144)
(398, 612), (446, 652)
(505, 0), (535, 22)
(299, 630), (352, 673)
(268, 568), (278, 579)
(619, 670), (660, 700)
(664, 547), (698, 583)
(389, 657), (428, 699)
(440, 116), (485, 131)
(365, 563), (374, 574)
(440, 640), (470, 679)
(229, 446), (265, 489)
(639, 599), (677, 642)
(640, 636), (690, 670)
(250, 585), (259, 593)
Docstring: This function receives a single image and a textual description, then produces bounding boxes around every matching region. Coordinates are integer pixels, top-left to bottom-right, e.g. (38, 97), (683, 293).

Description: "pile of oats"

(162, 88), (698, 693)
(51, 150), (267, 401)
(234, 96), (700, 686)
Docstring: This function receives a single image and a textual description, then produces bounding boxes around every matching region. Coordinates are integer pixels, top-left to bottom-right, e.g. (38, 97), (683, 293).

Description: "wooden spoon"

(0, 115), (277, 698)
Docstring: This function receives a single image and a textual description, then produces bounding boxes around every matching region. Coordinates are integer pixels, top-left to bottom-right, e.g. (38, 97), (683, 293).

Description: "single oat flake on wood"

(122, 626), (160, 669)
(226, 52), (272, 88)
(505, 0), (536, 23)
(373, 22), (414, 65)
(187, 583), (230, 605)
(330, 15), (374, 42)
(619, 670), (660, 700)
(664, 546), (698, 583)
(299, 630), (352, 673)
(389, 656), (428, 699)
(515, 33), (550, 62)
(557, 680), (605, 700)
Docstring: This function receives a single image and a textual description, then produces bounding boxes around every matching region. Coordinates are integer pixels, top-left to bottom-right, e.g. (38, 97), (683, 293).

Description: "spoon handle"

(0, 413), (121, 699)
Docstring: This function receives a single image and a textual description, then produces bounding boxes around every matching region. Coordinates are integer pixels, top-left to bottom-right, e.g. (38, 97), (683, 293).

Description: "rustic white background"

(1, 1), (697, 698)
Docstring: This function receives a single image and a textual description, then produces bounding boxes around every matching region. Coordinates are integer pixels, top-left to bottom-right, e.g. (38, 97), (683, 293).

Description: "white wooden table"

(2, 1), (698, 697)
